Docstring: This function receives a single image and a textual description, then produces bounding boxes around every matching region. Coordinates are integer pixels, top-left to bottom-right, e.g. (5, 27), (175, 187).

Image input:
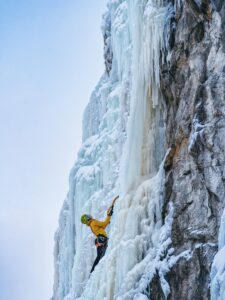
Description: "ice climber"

(81, 196), (119, 273)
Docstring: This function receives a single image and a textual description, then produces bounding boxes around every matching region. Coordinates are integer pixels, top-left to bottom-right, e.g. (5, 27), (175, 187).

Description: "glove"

(107, 206), (113, 216)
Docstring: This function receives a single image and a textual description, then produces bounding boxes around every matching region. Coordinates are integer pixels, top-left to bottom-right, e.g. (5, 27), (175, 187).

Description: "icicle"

(119, 0), (167, 195)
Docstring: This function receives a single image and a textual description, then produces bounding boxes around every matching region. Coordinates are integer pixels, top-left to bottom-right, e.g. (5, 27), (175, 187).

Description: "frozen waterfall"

(211, 208), (225, 300)
(52, 0), (171, 299)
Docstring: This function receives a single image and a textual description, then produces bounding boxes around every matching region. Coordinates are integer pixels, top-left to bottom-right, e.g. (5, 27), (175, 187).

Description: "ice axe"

(107, 195), (119, 216)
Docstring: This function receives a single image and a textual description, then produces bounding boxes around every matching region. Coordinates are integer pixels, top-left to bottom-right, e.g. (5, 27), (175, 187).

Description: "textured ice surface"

(211, 209), (225, 300)
(52, 0), (170, 299)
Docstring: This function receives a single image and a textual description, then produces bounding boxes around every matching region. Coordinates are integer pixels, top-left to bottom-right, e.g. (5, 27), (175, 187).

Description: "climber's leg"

(90, 243), (107, 273)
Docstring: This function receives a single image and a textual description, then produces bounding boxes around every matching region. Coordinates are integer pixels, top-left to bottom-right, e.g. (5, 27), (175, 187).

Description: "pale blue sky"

(0, 1), (106, 299)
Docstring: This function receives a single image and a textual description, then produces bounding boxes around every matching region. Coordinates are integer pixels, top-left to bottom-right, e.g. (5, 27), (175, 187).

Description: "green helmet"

(81, 214), (92, 224)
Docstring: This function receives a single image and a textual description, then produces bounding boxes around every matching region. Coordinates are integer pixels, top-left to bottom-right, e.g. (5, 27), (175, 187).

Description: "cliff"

(52, 1), (225, 299)
(158, 1), (225, 299)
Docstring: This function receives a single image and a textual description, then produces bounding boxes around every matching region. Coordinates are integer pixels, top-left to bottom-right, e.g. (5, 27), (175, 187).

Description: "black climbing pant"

(90, 235), (108, 273)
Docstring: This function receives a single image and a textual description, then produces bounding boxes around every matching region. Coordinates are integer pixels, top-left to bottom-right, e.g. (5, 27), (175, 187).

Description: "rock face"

(155, 0), (225, 298)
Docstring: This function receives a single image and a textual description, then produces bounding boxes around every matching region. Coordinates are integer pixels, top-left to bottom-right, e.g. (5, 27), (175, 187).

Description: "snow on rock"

(160, 0), (225, 298)
(52, 0), (171, 299)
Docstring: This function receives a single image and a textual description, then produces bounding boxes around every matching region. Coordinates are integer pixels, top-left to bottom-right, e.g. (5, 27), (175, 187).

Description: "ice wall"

(211, 209), (225, 300)
(52, 0), (170, 299)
